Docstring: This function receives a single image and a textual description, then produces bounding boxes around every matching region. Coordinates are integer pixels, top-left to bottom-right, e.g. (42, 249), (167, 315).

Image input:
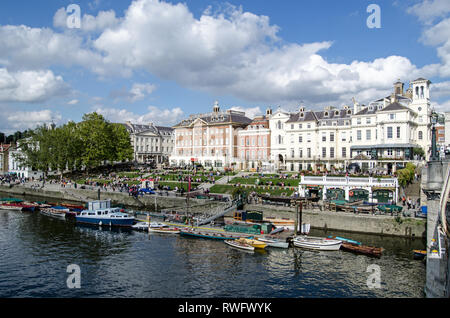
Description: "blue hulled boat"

(75, 200), (135, 227)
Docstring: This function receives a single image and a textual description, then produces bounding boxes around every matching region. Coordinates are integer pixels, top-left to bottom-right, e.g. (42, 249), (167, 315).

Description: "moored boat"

(75, 200), (135, 227)
(293, 236), (342, 251)
(148, 226), (180, 234)
(341, 243), (383, 257)
(40, 207), (69, 220)
(132, 222), (150, 231)
(237, 238), (267, 249)
(1, 203), (36, 212)
(180, 228), (243, 240)
(413, 249), (427, 260)
(255, 236), (289, 248)
(224, 239), (254, 251)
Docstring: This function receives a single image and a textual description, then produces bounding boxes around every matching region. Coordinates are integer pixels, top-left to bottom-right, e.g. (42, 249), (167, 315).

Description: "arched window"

(278, 135), (282, 144)
(277, 120), (282, 129)
(418, 131), (423, 140)
(415, 86), (419, 98)
(420, 86), (424, 98)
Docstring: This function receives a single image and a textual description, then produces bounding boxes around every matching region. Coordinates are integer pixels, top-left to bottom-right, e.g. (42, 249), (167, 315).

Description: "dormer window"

(300, 112), (304, 118)
(324, 111), (329, 117)
(347, 110), (352, 115)
(334, 110), (339, 116)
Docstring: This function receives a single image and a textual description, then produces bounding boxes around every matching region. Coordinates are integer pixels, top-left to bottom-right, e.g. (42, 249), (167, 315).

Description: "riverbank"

(244, 203), (427, 238)
(0, 183), (426, 238)
(0, 183), (229, 214)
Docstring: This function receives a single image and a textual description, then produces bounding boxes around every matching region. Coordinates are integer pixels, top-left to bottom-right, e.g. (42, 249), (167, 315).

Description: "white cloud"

(67, 99), (79, 105)
(229, 106), (263, 119)
(95, 105), (184, 126)
(407, 0), (450, 25)
(109, 82), (156, 103)
(0, 68), (69, 103)
(91, 0), (433, 106)
(53, 7), (121, 32)
(0, 0), (447, 109)
(4, 109), (62, 133)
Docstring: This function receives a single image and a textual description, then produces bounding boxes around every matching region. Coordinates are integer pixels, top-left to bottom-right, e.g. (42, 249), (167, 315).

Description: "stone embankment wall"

(0, 184), (228, 214)
(244, 204), (427, 238)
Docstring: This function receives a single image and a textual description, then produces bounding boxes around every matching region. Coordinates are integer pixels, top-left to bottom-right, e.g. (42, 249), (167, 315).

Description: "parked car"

(139, 188), (155, 195)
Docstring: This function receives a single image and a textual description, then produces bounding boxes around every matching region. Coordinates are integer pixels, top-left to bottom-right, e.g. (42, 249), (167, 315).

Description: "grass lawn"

(229, 177), (299, 187)
(209, 184), (295, 197)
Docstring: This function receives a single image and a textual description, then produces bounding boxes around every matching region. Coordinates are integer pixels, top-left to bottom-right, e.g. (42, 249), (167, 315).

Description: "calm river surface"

(0, 204), (426, 298)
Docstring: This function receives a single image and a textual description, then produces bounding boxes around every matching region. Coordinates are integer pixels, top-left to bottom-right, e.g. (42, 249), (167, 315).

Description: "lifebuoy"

(350, 191), (354, 196)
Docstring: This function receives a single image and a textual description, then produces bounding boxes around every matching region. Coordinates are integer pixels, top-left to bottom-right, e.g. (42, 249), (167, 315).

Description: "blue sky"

(1, 0), (450, 134)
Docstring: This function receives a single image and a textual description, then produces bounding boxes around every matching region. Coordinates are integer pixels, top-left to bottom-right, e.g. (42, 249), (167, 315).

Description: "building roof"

(121, 122), (173, 136)
(378, 102), (409, 112)
(285, 110), (317, 123)
(174, 110), (252, 128)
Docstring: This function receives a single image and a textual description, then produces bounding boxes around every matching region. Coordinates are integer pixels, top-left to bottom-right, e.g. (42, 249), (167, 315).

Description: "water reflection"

(0, 206), (426, 298)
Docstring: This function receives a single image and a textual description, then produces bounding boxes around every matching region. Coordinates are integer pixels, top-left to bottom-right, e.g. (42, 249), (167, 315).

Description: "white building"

(122, 122), (174, 165)
(8, 142), (43, 179)
(268, 78), (432, 173)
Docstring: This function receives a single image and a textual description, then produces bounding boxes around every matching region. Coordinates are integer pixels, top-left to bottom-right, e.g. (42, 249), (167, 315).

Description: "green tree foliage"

(14, 113), (133, 177)
(397, 163), (416, 188)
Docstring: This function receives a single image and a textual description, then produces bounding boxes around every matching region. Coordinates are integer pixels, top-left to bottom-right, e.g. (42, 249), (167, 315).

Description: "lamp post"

(430, 111), (439, 161)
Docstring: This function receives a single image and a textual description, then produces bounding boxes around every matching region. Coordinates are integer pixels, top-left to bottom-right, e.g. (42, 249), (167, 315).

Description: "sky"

(1, 0), (450, 134)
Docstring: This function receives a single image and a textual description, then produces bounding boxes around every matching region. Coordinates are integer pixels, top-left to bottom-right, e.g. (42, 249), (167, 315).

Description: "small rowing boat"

(293, 236), (342, 251)
(413, 249), (427, 260)
(341, 243), (383, 257)
(255, 236), (289, 248)
(148, 226), (180, 234)
(224, 239), (254, 251)
(40, 207), (69, 220)
(237, 238), (267, 249)
(180, 228), (243, 240)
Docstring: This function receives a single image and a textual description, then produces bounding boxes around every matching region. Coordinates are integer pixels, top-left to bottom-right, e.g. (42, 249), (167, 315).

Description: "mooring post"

(299, 202), (303, 234)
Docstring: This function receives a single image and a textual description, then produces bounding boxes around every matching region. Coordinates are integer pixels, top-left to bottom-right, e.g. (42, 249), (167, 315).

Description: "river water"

(0, 204), (426, 298)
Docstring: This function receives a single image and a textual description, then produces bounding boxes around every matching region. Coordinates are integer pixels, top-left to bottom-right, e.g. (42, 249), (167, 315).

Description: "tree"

(110, 123), (133, 162)
(77, 112), (115, 173)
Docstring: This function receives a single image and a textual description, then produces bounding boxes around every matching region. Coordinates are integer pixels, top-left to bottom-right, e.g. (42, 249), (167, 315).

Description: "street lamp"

(430, 111), (439, 161)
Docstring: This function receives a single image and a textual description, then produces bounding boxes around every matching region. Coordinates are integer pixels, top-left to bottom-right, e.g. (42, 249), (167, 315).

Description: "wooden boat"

(0, 203), (23, 211)
(148, 226), (180, 234)
(341, 243), (383, 257)
(40, 207), (69, 220)
(237, 238), (267, 249)
(413, 249), (427, 260)
(255, 236), (289, 248)
(293, 236), (342, 251)
(224, 239), (254, 251)
(180, 228), (243, 240)
(1, 203), (36, 212)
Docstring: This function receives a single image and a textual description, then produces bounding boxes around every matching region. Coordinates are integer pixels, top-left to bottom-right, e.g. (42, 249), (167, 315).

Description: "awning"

(350, 143), (419, 150)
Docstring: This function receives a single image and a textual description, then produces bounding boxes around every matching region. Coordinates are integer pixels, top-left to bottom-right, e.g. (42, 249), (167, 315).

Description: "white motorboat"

(292, 236), (342, 251)
(132, 222), (149, 231)
(75, 200), (135, 227)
